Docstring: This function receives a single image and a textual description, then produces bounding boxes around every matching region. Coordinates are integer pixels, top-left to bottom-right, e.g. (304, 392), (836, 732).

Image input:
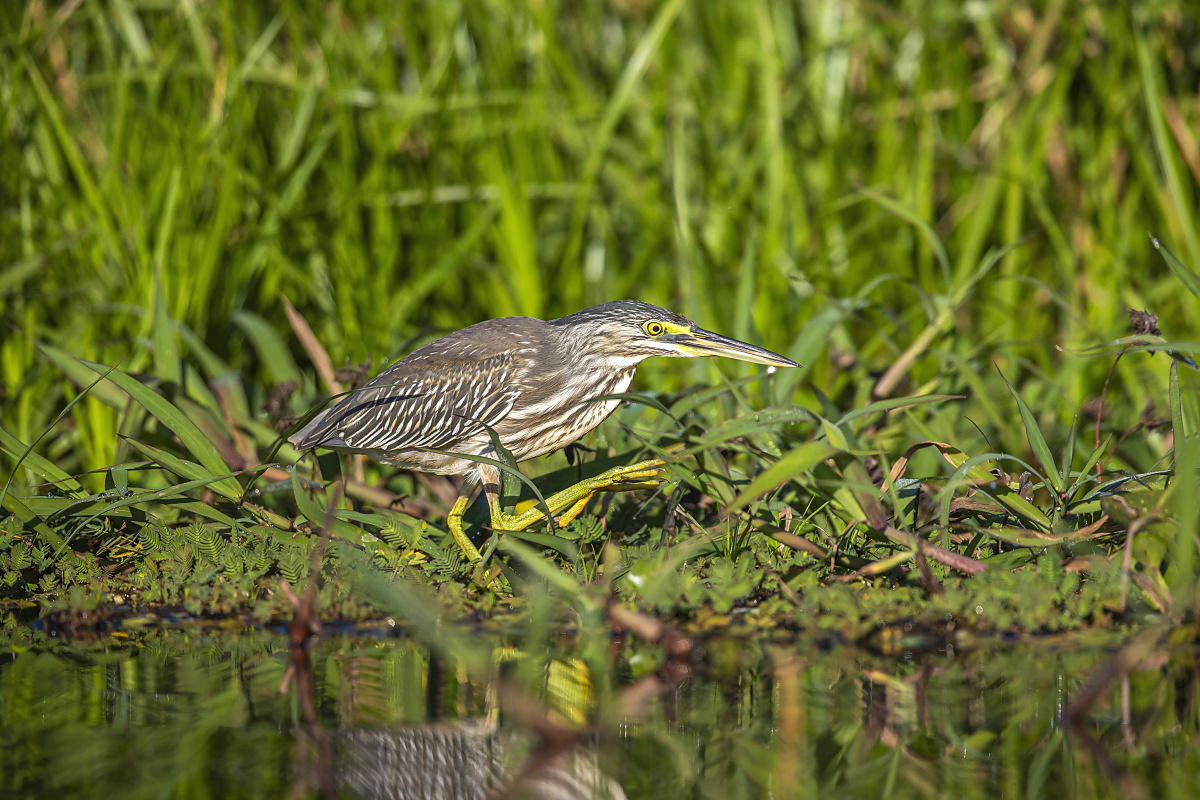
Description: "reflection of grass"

(2, 1), (1200, 639)
(1, 626), (1193, 799)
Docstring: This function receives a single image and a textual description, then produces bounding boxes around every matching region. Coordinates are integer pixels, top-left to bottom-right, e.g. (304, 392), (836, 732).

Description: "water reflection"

(1, 626), (1197, 799)
(338, 724), (624, 800)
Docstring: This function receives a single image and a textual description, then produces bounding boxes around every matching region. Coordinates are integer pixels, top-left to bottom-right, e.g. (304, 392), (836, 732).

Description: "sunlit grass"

(0, 0), (1199, 635)
(4, 5), (1200, 798)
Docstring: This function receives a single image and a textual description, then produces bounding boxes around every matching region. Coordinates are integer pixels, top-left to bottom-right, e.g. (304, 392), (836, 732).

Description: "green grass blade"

(124, 438), (241, 502)
(819, 415), (851, 451)
(2, 359), (122, 513)
(39, 345), (131, 408)
(998, 367), (1063, 494)
(419, 446), (552, 528)
(354, 556), (491, 670)
(1067, 434), (1111, 499)
(857, 187), (951, 291)
(688, 407), (815, 451)
(151, 165), (183, 387)
(278, 70), (321, 173)
(72, 469), (269, 535)
(726, 441), (839, 514)
(152, 272), (182, 387)
(1151, 236), (1200, 303)
(582, 392), (681, 426)
(1060, 415), (1077, 495)
(479, 421), (523, 509)
(0, 492), (66, 550)
(939, 450), (1053, 531)
(231, 310), (302, 386)
(1136, 26), (1200, 267)
(560, 0), (686, 271)
(21, 54), (124, 265)
(504, 529), (580, 562)
(0, 426), (84, 495)
(82, 361), (242, 499)
(290, 470), (367, 543)
(1169, 361), (1199, 606)
(498, 536), (583, 598)
(167, 500), (241, 528)
(0, 255), (47, 297)
(836, 394), (962, 426)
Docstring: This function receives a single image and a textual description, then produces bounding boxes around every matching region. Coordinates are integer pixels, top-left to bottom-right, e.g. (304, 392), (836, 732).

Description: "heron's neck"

(562, 339), (650, 371)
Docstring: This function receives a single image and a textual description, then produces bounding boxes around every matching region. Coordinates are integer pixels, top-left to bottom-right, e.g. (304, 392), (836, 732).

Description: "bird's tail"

(288, 405), (346, 450)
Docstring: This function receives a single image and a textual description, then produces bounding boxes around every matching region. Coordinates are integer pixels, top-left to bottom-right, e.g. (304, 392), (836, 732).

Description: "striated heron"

(289, 300), (798, 561)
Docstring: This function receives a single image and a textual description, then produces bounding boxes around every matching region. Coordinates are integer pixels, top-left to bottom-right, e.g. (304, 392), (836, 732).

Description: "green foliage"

(0, 0), (1199, 639)
(5, 4), (1200, 795)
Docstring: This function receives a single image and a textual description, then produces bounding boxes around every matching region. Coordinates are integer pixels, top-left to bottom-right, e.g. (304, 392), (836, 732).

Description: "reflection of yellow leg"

(446, 494), (482, 563)
(546, 658), (593, 729)
(488, 459), (665, 532)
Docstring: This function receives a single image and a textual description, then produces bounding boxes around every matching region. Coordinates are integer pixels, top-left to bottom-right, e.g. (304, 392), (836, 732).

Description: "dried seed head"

(1129, 308), (1160, 337)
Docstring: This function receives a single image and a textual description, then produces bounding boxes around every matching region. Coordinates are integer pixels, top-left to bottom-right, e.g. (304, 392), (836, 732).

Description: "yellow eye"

(645, 321), (665, 336)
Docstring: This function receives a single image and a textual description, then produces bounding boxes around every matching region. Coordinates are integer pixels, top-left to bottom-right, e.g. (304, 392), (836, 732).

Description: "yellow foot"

(491, 459), (666, 532)
(446, 493), (483, 563)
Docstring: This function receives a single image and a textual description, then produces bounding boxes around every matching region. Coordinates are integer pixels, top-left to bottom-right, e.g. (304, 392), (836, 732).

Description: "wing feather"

(289, 351), (521, 452)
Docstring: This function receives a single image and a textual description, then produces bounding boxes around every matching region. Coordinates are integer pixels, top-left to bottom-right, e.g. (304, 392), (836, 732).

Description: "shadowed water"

(1, 624), (1196, 799)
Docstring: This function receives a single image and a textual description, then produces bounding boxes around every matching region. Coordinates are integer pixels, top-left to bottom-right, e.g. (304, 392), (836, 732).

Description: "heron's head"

(551, 300), (799, 369)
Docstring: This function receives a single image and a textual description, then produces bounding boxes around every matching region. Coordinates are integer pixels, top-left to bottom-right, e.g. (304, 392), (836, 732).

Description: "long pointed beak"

(674, 329), (800, 368)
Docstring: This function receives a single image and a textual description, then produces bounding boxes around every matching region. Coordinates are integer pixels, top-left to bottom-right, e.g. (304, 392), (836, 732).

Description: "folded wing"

(289, 351), (521, 453)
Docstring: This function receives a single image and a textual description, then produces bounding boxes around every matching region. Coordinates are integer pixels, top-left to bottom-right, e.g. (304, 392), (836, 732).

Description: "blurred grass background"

(6, 7), (1200, 794)
(1, 0), (1198, 514)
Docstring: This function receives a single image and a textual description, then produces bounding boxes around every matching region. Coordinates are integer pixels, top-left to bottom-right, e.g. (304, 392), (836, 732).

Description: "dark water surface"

(1, 623), (1196, 799)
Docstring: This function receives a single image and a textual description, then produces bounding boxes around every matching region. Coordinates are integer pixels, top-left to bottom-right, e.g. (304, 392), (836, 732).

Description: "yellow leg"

(489, 459), (665, 532)
(556, 496), (593, 528)
(446, 493), (483, 563)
